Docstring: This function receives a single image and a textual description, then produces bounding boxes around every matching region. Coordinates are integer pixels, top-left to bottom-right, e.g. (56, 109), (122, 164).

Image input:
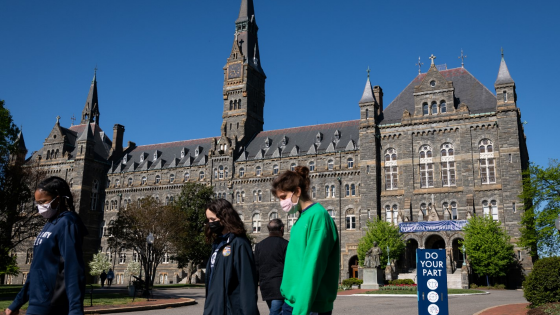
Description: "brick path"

(475, 303), (529, 315)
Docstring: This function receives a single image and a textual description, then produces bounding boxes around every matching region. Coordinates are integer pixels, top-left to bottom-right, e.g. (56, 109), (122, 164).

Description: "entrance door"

(349, 256), (359, 278)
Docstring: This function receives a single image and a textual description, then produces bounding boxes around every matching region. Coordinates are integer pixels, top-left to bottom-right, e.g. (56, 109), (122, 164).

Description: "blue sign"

(399, 220), (467, 233)
(417, 249), (449, 315)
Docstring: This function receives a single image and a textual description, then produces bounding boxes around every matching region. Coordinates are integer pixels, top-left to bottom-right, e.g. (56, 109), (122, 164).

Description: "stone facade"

(8, 0), (530, 285)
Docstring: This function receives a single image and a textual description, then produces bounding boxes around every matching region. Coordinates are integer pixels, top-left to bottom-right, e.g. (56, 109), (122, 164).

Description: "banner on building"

(399, 220), (468, 233)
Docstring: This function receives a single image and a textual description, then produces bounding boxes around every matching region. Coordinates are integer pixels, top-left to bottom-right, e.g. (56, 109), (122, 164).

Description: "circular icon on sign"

(427, 291), (439, 303)
(427, 279), (439, 290)
(428, 304), (440, 315)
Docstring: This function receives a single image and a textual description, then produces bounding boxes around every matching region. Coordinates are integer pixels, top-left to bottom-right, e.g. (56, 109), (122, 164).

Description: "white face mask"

(37, 197), (59, 219)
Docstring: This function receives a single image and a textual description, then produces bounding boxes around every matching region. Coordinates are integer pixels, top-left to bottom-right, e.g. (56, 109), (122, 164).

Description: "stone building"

(10, 0), (530, 286)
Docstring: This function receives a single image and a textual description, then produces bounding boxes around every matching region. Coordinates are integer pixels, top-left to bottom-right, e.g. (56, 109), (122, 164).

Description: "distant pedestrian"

(100, 270), (107, 288)
(107, 269), (114, 287)
(203, 199), (260, 315)
(5, 176), (88, 315)
(255, 219), (289, 315)
(271, 166), (340, 315)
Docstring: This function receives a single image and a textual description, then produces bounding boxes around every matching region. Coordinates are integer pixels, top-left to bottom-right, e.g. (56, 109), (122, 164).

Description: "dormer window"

(123, 155), (127, 164)
(430, 80), (436, 87)
(181, 149), (186, 159)
(153, 151), (158, 161)
(264, 137), (271, 148)
(334, 130), (341, 141)
(195, 147), (200, 157)
(281, 136), (288, 147)
(316, 132), (323, 144)
(140, 154), (145, 162)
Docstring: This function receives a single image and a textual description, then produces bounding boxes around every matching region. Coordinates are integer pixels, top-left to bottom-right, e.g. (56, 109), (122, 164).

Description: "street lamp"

(462, 245), (466, 266)
(143, 233), (154, 299)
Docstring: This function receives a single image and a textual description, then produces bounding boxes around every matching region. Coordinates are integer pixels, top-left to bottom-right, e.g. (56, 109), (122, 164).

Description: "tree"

(462, 215), (514, 285)
(357, 218), (405, 270)
(519, 160), (560, 258)
(125, 261), (141, 285)
(108, 196), (184, 290)
(171, 182), (214, 283)
(88, 251), (112, 277)
(0, 100), (45, 279)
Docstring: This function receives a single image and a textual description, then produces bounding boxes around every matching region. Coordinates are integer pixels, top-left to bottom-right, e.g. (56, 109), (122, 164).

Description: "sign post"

(417, 249), (449, 315)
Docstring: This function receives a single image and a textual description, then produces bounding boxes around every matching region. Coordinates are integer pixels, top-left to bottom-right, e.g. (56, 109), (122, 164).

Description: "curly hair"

(204, 198), (247, 243)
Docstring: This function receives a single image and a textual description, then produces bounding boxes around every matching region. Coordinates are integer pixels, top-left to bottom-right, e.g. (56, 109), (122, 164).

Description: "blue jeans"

(266, 299), (284, 315)
(282, 303), (332, 315)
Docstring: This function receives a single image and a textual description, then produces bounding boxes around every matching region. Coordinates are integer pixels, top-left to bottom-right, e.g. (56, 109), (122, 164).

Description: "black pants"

(282, 303), (332, 315)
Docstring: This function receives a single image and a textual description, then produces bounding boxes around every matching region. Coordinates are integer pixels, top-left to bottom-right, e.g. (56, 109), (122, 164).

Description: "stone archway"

(404, 239), (419, 271)
(452, 238), (465, 270)
(348, 255), (359, 279)
(425, 234), (446, 249)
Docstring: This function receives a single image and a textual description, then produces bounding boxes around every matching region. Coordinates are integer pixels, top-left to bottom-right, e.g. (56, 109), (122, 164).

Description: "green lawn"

(365, 289), (486, 295)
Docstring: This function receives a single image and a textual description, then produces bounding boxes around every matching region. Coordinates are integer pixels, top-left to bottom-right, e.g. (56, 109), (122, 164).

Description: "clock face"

(228, 63), (242, 79)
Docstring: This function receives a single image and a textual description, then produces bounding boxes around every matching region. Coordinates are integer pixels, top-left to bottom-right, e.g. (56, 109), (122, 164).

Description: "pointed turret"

(236, 0), (255, 23)
(81, 70), (100, 125)
(16, 130), (27, 153)
(232, 0), (263, 74)
(495, 55), (514, 85)
(10, 130), (28, 164)
(359, 75), (376, 104)
(495, 51), (517, 110)
(358, 69), (382, 122)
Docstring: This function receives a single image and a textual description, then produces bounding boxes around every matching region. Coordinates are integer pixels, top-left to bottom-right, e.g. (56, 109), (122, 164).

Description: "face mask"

(208, 221), (224, 235)
(280, 193), (300, 213)
(37, 197), (59, 219)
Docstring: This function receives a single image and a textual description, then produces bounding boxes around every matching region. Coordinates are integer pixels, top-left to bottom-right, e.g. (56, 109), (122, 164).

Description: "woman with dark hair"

(6, 176), (88, 315)
(203, 198), (259, 315)
(271, 166), (340, 315)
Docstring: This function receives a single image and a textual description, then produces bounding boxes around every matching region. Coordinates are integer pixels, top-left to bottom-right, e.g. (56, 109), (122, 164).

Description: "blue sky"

(1, 0), (558, 167)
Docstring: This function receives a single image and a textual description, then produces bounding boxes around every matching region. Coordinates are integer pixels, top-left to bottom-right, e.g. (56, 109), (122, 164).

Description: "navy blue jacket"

(9, 210), (88, 315)
(203, 234), (260, 315)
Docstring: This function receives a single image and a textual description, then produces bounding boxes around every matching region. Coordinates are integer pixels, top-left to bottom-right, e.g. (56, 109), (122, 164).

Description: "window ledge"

(381, 189), (404, 196)
(474, 184), (502, 191)
(413, 187), (464, 194)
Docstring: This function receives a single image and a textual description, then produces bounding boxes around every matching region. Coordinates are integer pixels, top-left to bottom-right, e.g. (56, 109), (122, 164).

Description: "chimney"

(112, 124), (125, 156)
(373, 86), (383, 115)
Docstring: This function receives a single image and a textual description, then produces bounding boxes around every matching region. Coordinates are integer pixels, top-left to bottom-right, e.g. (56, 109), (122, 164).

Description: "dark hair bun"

(294, 166), (309, 180)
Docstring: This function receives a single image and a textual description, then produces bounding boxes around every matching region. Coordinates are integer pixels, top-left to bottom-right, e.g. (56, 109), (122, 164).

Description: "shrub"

(389, 279), (415, 285)
(523, 257), (560, 307)
(342, 278), (363, 289)
(380, 284), (417, 291)
(470, 283), (478, 289)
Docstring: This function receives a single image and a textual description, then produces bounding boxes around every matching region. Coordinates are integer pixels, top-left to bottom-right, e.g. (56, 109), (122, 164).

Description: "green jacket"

(280, 203), (340, 315)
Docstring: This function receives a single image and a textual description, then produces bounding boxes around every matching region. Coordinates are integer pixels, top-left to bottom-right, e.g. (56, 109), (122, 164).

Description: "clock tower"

(221, 0), (266, 152)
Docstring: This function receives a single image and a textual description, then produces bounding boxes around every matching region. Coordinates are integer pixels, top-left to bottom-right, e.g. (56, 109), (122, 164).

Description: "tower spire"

(236, 0), (255, 23)
(81, 68), (100, 125)
(232, 0), (263, 74)
(495, 50), (514, 85)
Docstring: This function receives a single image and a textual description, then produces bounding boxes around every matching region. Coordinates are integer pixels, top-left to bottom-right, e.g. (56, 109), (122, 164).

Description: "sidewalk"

(474, 303), (529, 315)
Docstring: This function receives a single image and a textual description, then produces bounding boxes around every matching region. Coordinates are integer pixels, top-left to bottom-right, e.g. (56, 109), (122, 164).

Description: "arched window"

(230, 100), (233, 110)
(258, 190), (263, 202)
(384, 148), (398, 190)
(327, 209), (335, 218)
(309, 161), (315, 172)
(347, 157), (354, 169)
(287, 212), (298, 231)
(351, 184), (356, 196)
(241, 191), (245, 203)
(253, 191), (258, 203)
(184, 172), (190, 182)
(483, 200), (498, 221)
(290, 163), (296, 171)
(105, 201), (109, 211)
(141, 176), (147, 185)
(165, 196), (170, 205)
(441, 143), (456, 186)
(345, 209), (356, 230)
(162, 253), (170, 264)
(431, 101), (438, 115)
(236, 192), (240, 203)
(26, 248), (33, 264)
(155, 175), (161, 184)
(440, 101), (447, 113)
(479, 139), (496, 184)
(327, 159), (334, 171)
(345, 184), (350, 197)
(451, 202), (457, 220)
(325, 185), (329, 198)
(199, 171), (205, 180)
(256, 166), (262, 176)
(169, 174), (175, 183)
(385, 205), (398, 225)
(311, 186), (316, 199)
(423, 103), (429, 115)
(252, 214), (261, 233)
(273, 165), (279, 175)
(214, 168), (218, 179)
(128, 177), (133, 186)
(419, 145), (434, 188)
(238, 99), (242, 109)
(119, 249), (126, 264)
(239, 167), (245, 177)
(269, 212), (278, 220)
(331, 185), (336, 198)
(219, 166), (224, 179)
(234, 100), (238, 110)
(115, 179), (120, 188)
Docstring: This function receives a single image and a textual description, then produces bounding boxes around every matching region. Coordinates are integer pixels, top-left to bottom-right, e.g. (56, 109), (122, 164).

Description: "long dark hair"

(271, 166), (311, 202)
(37, 176), (75, 212)
(204, 199), (246, 243)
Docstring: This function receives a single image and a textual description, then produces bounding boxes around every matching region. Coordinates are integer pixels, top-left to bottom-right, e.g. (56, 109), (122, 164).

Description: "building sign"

(399, 220), (467, 233)
(417, 249), (449, 315)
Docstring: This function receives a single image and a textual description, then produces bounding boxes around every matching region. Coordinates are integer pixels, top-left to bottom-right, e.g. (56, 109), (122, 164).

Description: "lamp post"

(387, 246), (390, 265)
(555, 214), (560, 232)
(337, 176), (342, 283)
(462, 245), (466, 266)
(144, 233), (154, 299)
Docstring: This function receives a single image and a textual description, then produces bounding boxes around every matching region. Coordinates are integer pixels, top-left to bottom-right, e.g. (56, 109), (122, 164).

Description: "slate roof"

(67, 123), (112, 161)
(109, 137), (214, 173)
(380, 67), (498, 125)
(495, 57), (514, 85)
(359, 77), (376, 104)
(239, 120), (359, 161)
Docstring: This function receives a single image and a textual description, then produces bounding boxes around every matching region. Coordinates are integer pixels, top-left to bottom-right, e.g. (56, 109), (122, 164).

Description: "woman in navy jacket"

(6, 176), (87, 315)
(203, 199), (259, 315)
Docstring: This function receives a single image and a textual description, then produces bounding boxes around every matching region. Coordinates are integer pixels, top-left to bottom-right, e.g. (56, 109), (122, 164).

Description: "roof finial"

(70, 115), (76, 126)
(458, 49), (467, 68)
(415, 57), (423, 74)
(56, 116), (61, 125)
(501, 47), (504, 58)
(367, 66), (370, 79)
(429, 54), (436, 65)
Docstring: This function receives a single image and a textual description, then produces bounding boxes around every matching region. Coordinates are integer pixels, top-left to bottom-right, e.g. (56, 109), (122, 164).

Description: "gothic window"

(236, 192), (240, 203)
(384, 148), (398, 190)
(184, 172), (190, 182)
(365, 108), (369, 119)
(503, 91), (507, 102)
(256, 166), (262, 176)
(309, 161), (315, 172)
(345, 184), (350, 197)
(440, 101), (447, 113)
(345, 209), (356, 230)
(214, 168), (218, 179)
(330, 185), (336, 198)
(325, 186), (329, 198)
(419, 145), (434, 188)
(162, 253), (170, 264)
(230, 100), (233, 110)
(431, 101), (438, 115)
(123, 155), (127, 164)
(128, 177), (133, 186)
(351, 184), (356, 196)
(258, 190), (263, 202)
(238, 99), (242, 109)
(273, 165), (279, 175)
(423, 103), (429, 115)
(199, 171), (205, 180)
(115, 179), (120, 188)
(219, 166), (224, 179)
(479, 139), (496, 184)
(451, 202), (457, 220)
(169, 174), (175, 183)
(327, 159), (334, 171)
(290, 163), (296, 171)
(239, 167), (245, 177)
(141, 176), (147, 185)
(483, 200), (499, 221)
(26, 248), (33, 264)
(441, 143), (456, 186)
(153, 151), (158, 161)
(269, 212), (278, 220)
(252, 213), (261, 233)
(241, 191), (245, 203)
(385, 204), (398, 225)
(253, 191), (257, 203)
(119, 249), (126, 264)
(155, 175), (161, 184)
(347, 157), (354, 169)
(312, 186), (316, 199)
(234, 100), (238, 110)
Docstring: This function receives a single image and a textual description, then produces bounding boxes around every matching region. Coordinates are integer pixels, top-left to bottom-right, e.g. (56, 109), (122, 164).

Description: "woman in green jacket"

(271, 166), (340, 315)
